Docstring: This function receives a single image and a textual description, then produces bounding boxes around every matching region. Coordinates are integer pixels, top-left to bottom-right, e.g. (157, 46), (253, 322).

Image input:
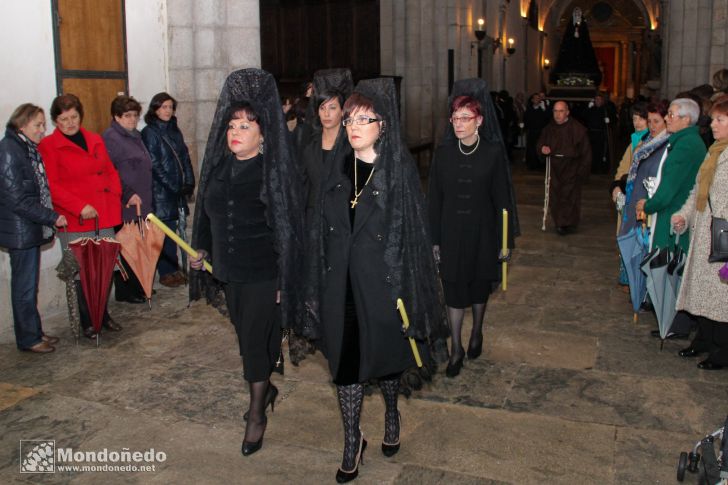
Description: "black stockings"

(245, 380), (269, 443)
(446, 303), (487, 363)
(336, 383), (364, 471)
(378, 378), (400, 445)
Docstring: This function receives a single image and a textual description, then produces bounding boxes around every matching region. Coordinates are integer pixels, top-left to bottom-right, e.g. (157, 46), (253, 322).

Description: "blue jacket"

(141, 117), (195, 221)
(0, 129), (58, 249)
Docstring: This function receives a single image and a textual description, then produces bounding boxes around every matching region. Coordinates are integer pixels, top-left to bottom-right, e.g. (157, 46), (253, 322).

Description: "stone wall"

(661, 0), (728, 97)
(166, 0), (261, 174)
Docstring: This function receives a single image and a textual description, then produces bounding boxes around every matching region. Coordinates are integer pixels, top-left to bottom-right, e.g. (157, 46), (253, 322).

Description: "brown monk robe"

(537, 101), (591, 233)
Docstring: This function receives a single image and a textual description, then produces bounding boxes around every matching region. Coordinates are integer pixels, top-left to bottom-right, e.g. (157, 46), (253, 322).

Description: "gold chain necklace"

(350, 155), (375, 208)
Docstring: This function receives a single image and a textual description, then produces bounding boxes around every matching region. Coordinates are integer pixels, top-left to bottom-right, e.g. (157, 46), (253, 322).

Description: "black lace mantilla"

(299, 77), (449, 345)
(190, 68), (304, 328)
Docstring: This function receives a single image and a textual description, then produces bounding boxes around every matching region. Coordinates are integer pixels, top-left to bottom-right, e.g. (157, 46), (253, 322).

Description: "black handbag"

(708, 197), (728, 263)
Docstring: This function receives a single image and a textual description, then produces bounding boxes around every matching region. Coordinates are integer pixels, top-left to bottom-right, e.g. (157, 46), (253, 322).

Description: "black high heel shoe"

(336, 435), (367, 483)
(381, 412), (401, 457)
(445, 348), (465, 378)
(244, 383), (278, 421)
(467, 335), (483, 360)
(241, 416), (267, 456)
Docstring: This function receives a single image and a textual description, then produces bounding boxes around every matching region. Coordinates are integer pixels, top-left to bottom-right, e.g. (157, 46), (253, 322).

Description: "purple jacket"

(102, 121), (153, 222)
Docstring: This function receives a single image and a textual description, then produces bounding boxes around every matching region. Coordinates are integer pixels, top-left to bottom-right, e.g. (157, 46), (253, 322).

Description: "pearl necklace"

(458, 133), (480, 155)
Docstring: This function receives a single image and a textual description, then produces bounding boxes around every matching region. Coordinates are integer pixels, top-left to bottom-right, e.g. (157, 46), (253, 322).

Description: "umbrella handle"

(78, 215), (100, 238)
(135, 202), (145, 239)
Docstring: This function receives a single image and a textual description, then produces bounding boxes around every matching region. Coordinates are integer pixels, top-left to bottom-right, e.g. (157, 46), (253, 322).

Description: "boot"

(75, 280), (97, 339)
(114, 271), (146, 304)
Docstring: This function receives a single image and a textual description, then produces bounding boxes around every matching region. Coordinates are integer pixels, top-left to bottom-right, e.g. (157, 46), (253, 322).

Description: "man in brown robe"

(537, 100), (591, 234)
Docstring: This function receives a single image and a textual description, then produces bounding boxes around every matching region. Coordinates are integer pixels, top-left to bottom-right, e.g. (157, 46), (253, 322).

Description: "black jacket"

(0, 129), (58, 249)
(141, 117), (195, 220)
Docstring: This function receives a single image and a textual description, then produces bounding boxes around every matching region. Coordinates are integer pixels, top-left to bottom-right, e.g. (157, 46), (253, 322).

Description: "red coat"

(39, 127), (122, 231)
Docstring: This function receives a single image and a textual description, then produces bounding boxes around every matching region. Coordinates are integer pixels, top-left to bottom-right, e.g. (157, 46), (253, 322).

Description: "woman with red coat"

(39, 94), (124, 338)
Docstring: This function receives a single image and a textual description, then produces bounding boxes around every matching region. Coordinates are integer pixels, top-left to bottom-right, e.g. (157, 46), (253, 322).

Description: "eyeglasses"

(343, 116), (382, 126)
(666, 111), (683, 119)
(449, 116), (476, 124)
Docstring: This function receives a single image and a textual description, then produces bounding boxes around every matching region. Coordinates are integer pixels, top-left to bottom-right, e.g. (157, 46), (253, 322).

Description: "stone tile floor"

(1, 168), (726, 484)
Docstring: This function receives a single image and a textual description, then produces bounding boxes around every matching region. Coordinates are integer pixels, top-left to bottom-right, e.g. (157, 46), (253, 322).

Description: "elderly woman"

(672, 95), (728, 370)
(636, 98), (706, 252)
(301, 78), (447, 482)
(38, 94), (123, 338)
(142, 92), (195, 288)
(102, 95), (150, 304)
(190, 69), (302, 457)
(0, 104), (66, 353)
(428, 79), (515, 378)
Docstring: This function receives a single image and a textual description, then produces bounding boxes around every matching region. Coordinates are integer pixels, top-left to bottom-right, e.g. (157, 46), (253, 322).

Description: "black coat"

(0, 129), (58, 249)
(141, 117), (195, 221)
(428, 142), (513, 283)
(196, 155), (278, 284)
(319, 159), (416, 380)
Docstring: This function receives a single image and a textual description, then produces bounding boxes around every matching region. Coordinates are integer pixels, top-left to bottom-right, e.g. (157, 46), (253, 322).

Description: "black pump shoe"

(678, 347), (702, 358)
(241, 416), (267, 456)
(467, 337), (483, 360)
(244, 383), (278, 421)
(336, 437), (367, 483)
(697, 359), (724, 371)
(445, 348), (465, 378)
(103, 317), (122, 331)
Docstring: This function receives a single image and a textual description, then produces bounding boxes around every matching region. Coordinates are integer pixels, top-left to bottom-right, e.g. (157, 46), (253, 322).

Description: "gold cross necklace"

(350, 155), (375, 208)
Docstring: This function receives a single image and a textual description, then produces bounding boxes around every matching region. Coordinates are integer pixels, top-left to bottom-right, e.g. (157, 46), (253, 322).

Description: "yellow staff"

(502, 208), (508, 291)
(147, 213), (213, 273)
(396, 298), (423, 367)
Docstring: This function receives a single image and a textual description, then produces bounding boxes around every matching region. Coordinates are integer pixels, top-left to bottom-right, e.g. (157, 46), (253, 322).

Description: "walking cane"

(541, 155), (551, 231)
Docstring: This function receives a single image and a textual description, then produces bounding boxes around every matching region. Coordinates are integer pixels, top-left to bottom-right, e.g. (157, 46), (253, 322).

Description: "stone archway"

(540, 0), (659, 100)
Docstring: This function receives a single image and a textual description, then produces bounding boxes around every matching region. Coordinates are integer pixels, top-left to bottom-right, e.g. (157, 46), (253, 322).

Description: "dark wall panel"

(261, 0), (380, 97)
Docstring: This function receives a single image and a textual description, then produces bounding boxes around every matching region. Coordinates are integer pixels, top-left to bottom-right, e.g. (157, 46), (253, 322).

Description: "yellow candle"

(396, 298), (423, 367)
(147, 213), (213, 273)
(502, 209), (508, 291)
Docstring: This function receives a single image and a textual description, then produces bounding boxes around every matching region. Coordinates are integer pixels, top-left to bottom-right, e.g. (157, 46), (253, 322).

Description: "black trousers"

(691, 316), (728, 365)
(224, 279), (281, 382)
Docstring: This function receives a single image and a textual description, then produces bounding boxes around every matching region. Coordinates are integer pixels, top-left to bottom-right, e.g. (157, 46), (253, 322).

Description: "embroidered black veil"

(190, 68), (303, 328)
(298, 77), (449, 353)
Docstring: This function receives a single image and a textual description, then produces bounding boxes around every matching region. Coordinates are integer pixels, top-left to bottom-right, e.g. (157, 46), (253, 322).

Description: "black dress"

(428, 140), (512, 308)
(196, 154), (280, 382)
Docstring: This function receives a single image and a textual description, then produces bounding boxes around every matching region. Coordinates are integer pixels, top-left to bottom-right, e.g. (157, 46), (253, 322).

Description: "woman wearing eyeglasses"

(301, 78), (447, 482)
(428, 79), (516, 378)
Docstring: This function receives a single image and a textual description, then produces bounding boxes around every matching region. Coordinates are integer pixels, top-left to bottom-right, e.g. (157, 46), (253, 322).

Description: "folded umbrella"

(115, 204), (165, 306)
(661, 235), (686, 344)
(54, 228), (81, 342)
(617, 224), (650, 323)
(68, 217), (121, 341)
(640, 236), (675, 349)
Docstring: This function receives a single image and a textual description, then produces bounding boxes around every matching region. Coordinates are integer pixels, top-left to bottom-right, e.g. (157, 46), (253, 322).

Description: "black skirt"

(441, 279), (492, 309)
(224, 278), (281, 382)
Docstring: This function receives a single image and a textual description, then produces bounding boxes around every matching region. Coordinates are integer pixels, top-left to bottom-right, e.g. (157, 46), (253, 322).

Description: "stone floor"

(1, 167), (727, 484)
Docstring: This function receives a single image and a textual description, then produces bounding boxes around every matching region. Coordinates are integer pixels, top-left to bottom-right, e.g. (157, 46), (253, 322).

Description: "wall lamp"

(506, 38), (516, 56)
(472, 18), (502, 54)
(543, 58), (551, 70)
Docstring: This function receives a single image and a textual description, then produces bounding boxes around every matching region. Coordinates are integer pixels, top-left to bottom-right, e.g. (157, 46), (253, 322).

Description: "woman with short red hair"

(428, 80), (516, 378)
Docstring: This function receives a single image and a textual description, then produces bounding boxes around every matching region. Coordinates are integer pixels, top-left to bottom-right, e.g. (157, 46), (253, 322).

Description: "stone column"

(167, 0), (261, 175)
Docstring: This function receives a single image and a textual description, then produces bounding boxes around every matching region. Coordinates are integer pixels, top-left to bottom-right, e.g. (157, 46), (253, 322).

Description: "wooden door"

(52, 0), (128, 134)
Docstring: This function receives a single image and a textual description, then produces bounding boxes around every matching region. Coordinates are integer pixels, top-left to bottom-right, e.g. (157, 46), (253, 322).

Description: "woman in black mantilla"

(300, 78), (448, 482)
(189, 69), (302, 457)
(428, 78), (517, 378)
(300, 68), (353, 222)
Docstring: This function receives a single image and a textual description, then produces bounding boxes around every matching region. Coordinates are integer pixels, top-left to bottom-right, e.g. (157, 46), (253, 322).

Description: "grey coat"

(675, 147), (728, 323)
